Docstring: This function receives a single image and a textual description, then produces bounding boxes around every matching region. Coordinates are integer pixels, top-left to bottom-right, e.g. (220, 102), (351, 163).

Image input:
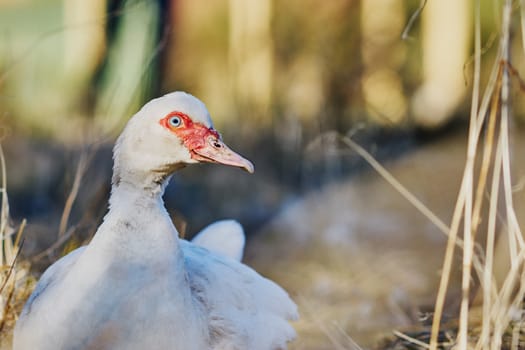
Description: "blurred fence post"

(228, 0), (273, 122)
(411, 0), (471, 129)
(63, 0), (106, 95)
(361, 0), (407, 126)
(94, 0), (162, 135)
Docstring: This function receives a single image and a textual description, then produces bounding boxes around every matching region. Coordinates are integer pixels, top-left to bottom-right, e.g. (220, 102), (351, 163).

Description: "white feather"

(191, 220), (246, 262)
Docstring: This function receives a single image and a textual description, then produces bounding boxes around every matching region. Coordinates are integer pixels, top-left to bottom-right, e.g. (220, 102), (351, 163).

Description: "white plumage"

(192, 220), (246, 261)
(14, 92), (297, 350)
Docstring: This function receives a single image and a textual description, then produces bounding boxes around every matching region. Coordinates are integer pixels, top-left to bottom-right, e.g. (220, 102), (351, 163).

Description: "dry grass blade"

(37, 143), (102, 262)
(430, 183), (469, 350)
(0, 145), (32, 349)
(475, 124), (503, 350)
(392, 330), (430, 349)
(402, 0), (428, 41)
(338, 135), (449, 236)
(521, 0), (525, 57)
(0, 240), (23, 295)
(332, 323), (363, 350)
(0, 144), (32, 348)
(298, 297), (363, 350)
(0, 145), (10, 268)
(471, 62), (500, 242)
(58, 150), (90, 237)
(31, 225), (78, 263)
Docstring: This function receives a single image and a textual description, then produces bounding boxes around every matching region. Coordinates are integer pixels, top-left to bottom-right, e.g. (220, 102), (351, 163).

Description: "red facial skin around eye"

(159, 112), (220, 152)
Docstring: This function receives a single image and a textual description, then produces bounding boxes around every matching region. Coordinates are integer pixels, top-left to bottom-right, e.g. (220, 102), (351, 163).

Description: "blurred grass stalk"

(429, 0), (525, 349)
(0, 144), (28, 342)
(94, 0), (161, 136)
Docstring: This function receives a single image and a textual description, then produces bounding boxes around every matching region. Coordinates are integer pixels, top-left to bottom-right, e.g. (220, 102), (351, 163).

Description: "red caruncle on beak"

(160, 113), (254, 173)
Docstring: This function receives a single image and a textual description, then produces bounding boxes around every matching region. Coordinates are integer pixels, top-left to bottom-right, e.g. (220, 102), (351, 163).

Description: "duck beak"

(192, 137), (255, 173)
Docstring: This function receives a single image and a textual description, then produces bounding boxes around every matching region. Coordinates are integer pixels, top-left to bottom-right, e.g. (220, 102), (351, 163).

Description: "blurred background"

(2, 0), (525, 348)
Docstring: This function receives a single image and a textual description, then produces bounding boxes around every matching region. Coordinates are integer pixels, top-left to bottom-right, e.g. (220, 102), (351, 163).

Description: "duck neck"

(101, 167), (181, 257)
(109, 170), (171, 208)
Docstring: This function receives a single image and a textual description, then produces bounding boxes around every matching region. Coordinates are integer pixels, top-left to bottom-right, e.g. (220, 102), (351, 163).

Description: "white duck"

(14, 92), (298, 350)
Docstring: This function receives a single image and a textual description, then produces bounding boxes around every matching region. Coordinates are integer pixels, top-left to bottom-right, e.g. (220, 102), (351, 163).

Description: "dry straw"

(398, 0), (524, 348)
(0, 144), (31, 348)
(343, 0), (525, 348)
(431, 0), (525, 349)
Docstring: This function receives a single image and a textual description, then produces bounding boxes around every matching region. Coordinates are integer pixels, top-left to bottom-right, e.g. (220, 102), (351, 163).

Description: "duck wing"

(181, 240), (298, 350)
(191, 220), (245, 261)
(14, 247), (86, 349)
(18, 247), (86, 320)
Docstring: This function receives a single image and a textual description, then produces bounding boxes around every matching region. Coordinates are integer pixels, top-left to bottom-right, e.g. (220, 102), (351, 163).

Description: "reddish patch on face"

(159, 111), (254, 172)
(159, 111), (220, 154)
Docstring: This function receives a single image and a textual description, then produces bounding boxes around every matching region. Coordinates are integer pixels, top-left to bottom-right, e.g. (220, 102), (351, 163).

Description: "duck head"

(113, 92), (254, 189)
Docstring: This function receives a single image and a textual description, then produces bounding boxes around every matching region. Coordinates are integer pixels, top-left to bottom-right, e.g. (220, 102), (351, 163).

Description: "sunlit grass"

(429, 1), (525, 349)
(0, 144), (33, 350)
(348, 1), (525, 349)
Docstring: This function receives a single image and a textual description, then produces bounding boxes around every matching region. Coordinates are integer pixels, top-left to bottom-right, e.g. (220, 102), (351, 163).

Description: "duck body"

(14, 92), (297, 350)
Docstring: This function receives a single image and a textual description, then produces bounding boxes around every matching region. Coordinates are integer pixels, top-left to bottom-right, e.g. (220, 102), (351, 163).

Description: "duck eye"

(169, 116), (181, 127)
